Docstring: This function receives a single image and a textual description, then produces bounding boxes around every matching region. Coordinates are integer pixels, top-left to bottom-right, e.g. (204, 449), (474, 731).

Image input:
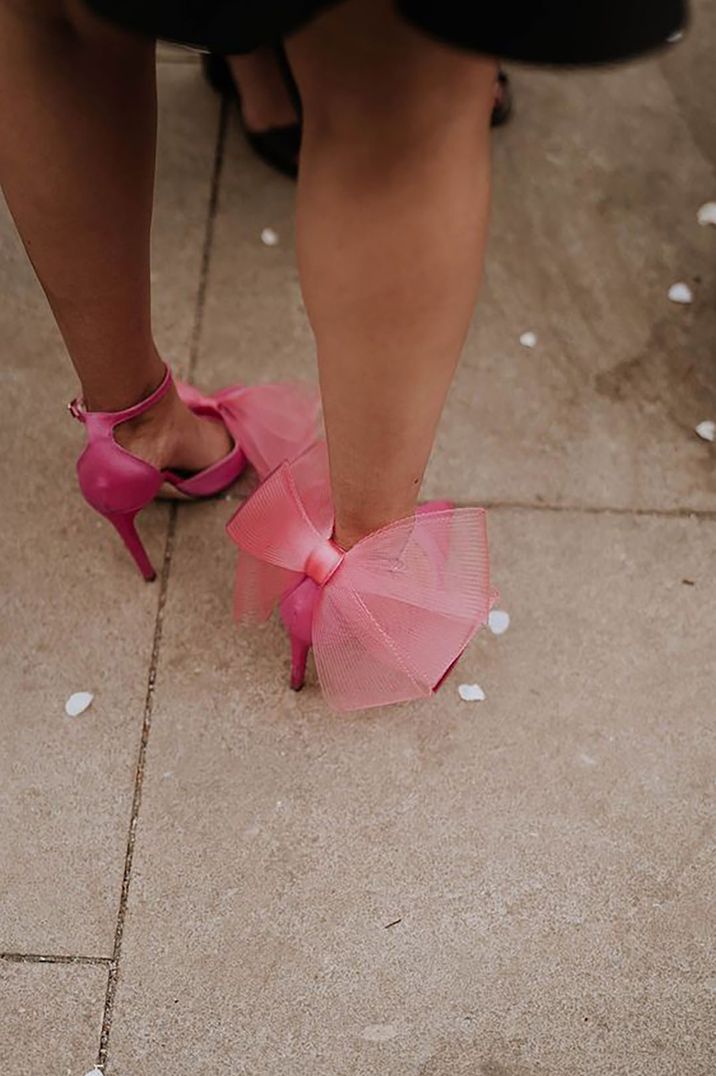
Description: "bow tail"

(234, 550), (302, 624)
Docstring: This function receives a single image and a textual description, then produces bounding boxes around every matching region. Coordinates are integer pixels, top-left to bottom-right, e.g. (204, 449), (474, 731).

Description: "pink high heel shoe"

(226, 442), (497, 712)
(69, 364), (317, 581)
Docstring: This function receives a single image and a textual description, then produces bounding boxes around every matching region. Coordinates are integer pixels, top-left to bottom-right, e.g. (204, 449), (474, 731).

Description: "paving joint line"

(187, 94), (228, 382)
(97, 507), (177, 1069)
(473, 500), (716, 521)
(97, 98), (228, 1072)
(1, 952), (114, 967)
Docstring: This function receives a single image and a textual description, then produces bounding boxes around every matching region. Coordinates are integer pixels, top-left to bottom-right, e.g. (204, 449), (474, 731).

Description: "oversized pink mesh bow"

(177, 380), (320, 479)
(226, 443), (497, 712)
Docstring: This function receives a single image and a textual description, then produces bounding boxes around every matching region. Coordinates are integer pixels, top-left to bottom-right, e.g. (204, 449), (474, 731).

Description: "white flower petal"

(260, 227), (279, 246)
(488, 609), (510, 635)
(667, 282), (693, 304)
(519, 331), (537, 348)
(458, 683), (486, 702)
(695, 420), (716, 443)
(697, 202), (716, 227)
(65, 691), (94, 717)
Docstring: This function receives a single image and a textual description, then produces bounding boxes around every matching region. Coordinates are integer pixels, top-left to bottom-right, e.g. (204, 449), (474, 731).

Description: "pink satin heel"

(289, 632), (312, 692)
(280, 576), (320, 691)
(105, 509), (158, 582)
(69, 364), (318, 580)
(227, 442), (498, 712)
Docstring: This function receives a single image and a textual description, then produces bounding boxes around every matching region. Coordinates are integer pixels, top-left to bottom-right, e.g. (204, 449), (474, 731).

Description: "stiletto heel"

(105, 510), (156, 582)
(227, 442), (497, 712)
(68, 363), (318, 578)
(279, 575), (319, 690)
(289, 635), (310, 691)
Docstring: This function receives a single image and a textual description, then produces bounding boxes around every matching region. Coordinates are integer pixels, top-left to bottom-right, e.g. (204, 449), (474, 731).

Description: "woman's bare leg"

(287, 0), (495, 548)
(0, 0), (230, 469)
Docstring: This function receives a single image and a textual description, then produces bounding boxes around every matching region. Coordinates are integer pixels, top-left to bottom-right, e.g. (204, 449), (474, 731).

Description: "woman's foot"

(115, 383), (233, 475)
(202, 49), (301, 178)
(491, 69), (513, 127)
(227, 48), (300, 132)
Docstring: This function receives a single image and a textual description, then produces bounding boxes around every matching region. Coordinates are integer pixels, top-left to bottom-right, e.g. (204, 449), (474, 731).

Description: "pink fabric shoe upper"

(226, 442), (497, 712)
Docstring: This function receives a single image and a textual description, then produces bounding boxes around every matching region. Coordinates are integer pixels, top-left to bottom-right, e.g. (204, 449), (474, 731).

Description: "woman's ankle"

(113, 383), (182, 467)
(82, 365), (167, 415)
(334, 502), (417, 550)
(115, 384), (232, 473)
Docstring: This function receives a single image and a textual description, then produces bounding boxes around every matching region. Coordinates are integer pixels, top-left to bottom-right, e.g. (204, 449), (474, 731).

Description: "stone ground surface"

(1, 9), (715, 1076)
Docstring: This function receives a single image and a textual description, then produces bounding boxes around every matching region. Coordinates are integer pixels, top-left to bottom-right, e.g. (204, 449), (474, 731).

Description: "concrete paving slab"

(660, 0), (716, 172)
(0, 960), (106, 1075)
(0, 65), (217, 954)
(107, 503), (716, 1075)
(426, 56), (716, 510)
(152, 64), (222, 376)
(196, 116), (314, 389)
(157, 42), (202, 64)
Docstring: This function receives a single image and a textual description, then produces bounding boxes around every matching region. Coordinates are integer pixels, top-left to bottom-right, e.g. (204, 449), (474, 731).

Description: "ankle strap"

(68, 364), (173, 425)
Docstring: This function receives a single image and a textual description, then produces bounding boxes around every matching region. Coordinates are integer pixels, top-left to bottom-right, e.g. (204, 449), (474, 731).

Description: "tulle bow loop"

(177, 379), (320, 479)
(226, 458), (341, 580)
(216, 382), (320, 479)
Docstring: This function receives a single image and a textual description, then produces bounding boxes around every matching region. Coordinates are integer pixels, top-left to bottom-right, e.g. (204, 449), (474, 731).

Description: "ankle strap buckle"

(68, 397), (86, 422)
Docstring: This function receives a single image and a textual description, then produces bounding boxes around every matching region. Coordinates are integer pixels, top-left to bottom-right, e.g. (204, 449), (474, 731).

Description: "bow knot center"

(305, 539), (344, 585)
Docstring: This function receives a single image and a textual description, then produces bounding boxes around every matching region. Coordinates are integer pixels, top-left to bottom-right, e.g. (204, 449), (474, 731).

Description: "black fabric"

(85, 0), (687, 65)
(85, 0), (336, 53)
(399, 0), (686, 65)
